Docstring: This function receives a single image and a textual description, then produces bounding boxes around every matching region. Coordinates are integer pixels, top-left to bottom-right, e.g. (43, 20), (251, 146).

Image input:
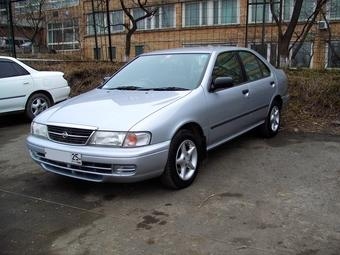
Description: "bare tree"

(119, 0), (158, 61)
(270, 0), (329, 67)
(15, 0), (46, 53)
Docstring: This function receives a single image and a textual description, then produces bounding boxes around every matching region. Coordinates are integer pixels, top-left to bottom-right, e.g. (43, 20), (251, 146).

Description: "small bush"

(284, 69), (340, 133)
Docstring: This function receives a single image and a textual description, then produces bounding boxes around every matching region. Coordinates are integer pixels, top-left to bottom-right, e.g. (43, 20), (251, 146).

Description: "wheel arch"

(271, 95), (283, 109)
(173, 122), (207, 158)
(25, 90), (54, 109)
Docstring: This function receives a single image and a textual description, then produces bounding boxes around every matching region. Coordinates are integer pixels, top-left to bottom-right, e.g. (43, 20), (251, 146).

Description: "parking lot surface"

(1, 115), (340, 255)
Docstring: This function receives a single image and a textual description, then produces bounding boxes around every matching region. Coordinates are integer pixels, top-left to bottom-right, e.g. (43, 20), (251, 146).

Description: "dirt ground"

(1, 115), (340, 255)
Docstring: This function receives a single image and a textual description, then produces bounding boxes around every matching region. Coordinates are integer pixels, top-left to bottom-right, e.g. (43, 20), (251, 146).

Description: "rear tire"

(161, 129), (201, 189)
(259, 100), (281, 138)
(26, 93), (52, 120)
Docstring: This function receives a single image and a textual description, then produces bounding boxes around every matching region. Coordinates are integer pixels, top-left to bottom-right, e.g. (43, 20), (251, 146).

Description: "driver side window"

(212, 52), (243, 85)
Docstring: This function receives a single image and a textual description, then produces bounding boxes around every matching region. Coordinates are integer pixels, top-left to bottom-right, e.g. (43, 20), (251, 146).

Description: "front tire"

(259, 101), (281, 138)
(161, 129), (201, 189)
(26, 93), (52, 120)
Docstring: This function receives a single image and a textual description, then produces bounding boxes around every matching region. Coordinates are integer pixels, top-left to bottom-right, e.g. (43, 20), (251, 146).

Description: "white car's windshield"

(102, 53), (211, 91)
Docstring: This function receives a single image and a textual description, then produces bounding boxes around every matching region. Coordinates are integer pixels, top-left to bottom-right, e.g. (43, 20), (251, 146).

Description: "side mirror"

(210, 77), (234, 92)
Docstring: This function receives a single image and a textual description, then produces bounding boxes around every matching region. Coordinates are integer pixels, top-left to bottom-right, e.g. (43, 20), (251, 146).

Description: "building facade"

(3, 0), (340, 68)
(80, 0), (340, 69)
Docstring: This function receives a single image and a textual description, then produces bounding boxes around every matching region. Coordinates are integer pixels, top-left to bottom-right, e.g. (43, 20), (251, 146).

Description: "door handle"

(23, 82), (30, 85)
(270, 81), (276, 87)
(242, 89), (249, 95)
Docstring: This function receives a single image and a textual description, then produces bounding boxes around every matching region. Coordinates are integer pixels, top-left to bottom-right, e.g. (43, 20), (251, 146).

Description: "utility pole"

(7, 0), (16, 58)
(91, 0), (99, 60)
(106, 0), (112, 62)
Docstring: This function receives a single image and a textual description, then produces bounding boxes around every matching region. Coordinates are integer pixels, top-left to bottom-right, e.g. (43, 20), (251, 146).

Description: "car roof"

(142, 46), (250, 56)
(0, 56), (17, 61)
(0, 56), (37, 73)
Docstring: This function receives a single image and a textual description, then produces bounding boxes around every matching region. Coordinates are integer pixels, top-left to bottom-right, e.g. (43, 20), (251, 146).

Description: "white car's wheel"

(26, 93), (52, 120)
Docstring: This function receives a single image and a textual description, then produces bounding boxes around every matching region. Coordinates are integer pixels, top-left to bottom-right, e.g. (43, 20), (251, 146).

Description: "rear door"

(237, 51), (276, 126)
(0, 59), (33, 113)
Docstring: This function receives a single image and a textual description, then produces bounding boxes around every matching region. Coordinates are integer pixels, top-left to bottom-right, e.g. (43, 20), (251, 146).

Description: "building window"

(327, 41), (340, 68)
(249, 0), (315, 23)
(133, 4), (175, 30)
(249, 0), (271, 23)
(86, 10), (124, 35)
(160, 5), (175, 28)
(329, 0), (340, 20)
(94, 47), (101, 60)
(108, 46), (116, 59)
(15, 0), (79, 13)
(184, 2), (201, 26)
(214, 0), (238, 24)
(291, 42), (312, 68)
(299, 0), (316, 20)
(135, 45), (144, 56)
(45, 0), (79, 10)
(0, 9), (6, 25)
(183, 0), (238, 27)
(283, 0), (316, 21)
(47, 19), (79, 50)
(110, 10), (124, 32)
(86, 13), (106, 35)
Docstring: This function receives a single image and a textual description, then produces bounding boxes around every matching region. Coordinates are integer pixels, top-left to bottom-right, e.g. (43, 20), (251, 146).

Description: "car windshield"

(102, 53), (210, 91)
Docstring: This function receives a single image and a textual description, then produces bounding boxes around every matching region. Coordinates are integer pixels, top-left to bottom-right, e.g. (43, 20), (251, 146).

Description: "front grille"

(47, 125), (94, 145)
(30, 151), (136, 182)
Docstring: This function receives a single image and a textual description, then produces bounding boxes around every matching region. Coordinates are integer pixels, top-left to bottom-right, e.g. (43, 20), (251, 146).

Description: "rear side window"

(212, 52), (244, 85)
(0, 60), (29, 78)
(238, 51), (270, 81)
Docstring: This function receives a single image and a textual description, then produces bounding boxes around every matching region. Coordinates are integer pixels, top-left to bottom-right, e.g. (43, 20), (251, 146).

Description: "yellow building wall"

(80, 0), (340, 69)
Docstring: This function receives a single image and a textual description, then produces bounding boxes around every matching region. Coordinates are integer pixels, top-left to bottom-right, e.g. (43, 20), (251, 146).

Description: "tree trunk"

(125, 27), (135, 62)
(278, 36), (290, 68)
(125, 32), (131, 61)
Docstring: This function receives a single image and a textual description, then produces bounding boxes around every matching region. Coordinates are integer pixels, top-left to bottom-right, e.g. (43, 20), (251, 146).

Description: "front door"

(204, 51), (250, 149)
(0, 59), (32, 113)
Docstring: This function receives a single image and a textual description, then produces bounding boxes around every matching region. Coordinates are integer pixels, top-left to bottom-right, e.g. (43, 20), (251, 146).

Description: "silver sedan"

(27, 47), (288, 189)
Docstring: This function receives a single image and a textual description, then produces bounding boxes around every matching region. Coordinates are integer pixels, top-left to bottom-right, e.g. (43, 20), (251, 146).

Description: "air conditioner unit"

(318, 21), (328, 30)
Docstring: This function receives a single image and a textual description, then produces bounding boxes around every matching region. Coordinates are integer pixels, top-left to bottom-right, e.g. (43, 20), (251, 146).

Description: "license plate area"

(45, 148), (82, 165)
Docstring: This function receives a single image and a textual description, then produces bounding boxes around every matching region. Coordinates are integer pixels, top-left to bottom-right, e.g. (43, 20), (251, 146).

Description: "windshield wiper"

(106, 86), (148, 91)
(152, 86), (190, 91)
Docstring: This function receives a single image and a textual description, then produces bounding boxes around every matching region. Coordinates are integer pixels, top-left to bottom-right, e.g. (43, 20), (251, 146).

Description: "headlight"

(89, 131), (151, 147)
(90, 131), (126, 146)
(31, 122), (48, 138)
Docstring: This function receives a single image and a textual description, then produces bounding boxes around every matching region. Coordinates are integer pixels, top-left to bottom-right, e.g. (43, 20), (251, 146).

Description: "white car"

(0, 56), (70, 120)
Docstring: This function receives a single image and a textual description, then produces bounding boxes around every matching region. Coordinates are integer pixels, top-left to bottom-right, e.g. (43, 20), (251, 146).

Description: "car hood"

(39, 88), (190, 130)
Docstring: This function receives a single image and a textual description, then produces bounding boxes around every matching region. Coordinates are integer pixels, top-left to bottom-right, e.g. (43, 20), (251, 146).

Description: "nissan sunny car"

(0, 56), (70, 120)
(27, 47), (288, 189)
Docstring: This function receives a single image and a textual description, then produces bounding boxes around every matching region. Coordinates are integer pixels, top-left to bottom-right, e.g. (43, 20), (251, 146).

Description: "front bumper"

(26, 135), (170, 183)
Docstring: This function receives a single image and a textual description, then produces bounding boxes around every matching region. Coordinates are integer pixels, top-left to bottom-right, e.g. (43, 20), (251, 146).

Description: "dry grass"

(283, 69), (340, 134)
(29, 61), (121, 96)
(27, 61), (340, 135)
